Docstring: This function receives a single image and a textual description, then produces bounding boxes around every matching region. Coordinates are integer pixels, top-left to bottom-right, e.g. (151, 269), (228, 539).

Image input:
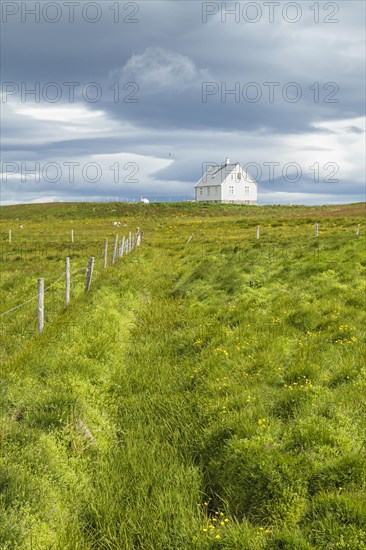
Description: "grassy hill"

(1, 202), (365, 549)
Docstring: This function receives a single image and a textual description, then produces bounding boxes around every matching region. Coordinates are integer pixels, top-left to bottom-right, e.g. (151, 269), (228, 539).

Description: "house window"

(245, 186), (249, 194)
(237, 173), (241, 180)
(207, 187), (210, 196)
(215, 186), (219, 195)
(229, 186), (234, 194)
(231, 174), (234, 180)
(200, 188), (203, 195)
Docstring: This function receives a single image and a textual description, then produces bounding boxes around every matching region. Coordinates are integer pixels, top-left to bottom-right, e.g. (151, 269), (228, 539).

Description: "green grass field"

(1, 202), (365, 549)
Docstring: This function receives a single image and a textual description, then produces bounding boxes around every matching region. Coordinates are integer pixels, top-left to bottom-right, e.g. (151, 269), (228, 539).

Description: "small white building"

(195, 158), (257, 204)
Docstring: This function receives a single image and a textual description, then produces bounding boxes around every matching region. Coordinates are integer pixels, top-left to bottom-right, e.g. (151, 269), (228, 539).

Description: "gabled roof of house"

(195, 163), (238, 187)
(195, 162), (257, 187)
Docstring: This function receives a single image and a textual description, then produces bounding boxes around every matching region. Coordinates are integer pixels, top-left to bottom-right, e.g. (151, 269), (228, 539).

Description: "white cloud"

(15, 104), (105, 123)
(113, 47), (211, 91)
(30, 196), (60, 204)
(284, 117), (365, 183)
(2, 98), (138, 146)
(1, 149), (175, 204)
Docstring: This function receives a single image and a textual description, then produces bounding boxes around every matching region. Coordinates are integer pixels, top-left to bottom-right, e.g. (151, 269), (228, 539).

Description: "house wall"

(195, 164), (257, 204)
(195, 185), (221, 202)
(221, 165), (257, 204)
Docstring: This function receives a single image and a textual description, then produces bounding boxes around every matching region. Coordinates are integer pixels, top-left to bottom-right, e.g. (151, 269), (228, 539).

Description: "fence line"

(44, 271), (67, 291)
(112, 235), (118, 265)
(66, 257), (71, 305)
(0, 221), (361, 322)
(103, 238), (108, 269)
(0, 293), (39, 318)
(0, 270), (68, 318)
(0, 228), (142, 337)
(181, 224), (363, 244)
(38, 278), (44, 334)
(84, 257), (94, 292)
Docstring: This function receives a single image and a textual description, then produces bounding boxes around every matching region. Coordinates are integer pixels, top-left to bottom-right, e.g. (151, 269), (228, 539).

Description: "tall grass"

(0, 202), (365, 548)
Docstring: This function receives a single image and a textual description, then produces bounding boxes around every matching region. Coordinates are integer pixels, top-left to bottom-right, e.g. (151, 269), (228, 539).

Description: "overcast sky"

(1, 0), (365, 205)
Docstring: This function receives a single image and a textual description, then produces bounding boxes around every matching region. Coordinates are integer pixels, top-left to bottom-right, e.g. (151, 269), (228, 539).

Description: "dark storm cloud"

(1, 0), (365, 204)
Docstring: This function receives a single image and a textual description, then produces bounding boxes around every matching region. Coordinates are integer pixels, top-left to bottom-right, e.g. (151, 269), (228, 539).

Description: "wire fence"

(0, 221), (362, 361)
(0, 228), (143, 362)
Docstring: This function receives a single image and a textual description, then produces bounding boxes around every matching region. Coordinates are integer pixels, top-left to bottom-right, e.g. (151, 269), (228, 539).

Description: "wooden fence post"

(71, 229), (74, 243)
(120, 236), (125, 258)
(9, 230), (12, 243)
(136, 227), (141, 247)
(65, 257), (70, 305)
(356, 224), (360, 236)
(117, 237), (123, 259)
(256, 225), (260, 239)
(103, 238), (108, 268)
(112, 235), (118, 264)
(85, 257), (94, 292)
(315, 223), (319, 237)
(38, 278), (44, 334)
(135, 229), (139, 248)
(128, 231), (132, 253)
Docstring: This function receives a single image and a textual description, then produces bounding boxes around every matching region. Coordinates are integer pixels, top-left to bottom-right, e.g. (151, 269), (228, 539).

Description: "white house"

(195, 158), (257, 204)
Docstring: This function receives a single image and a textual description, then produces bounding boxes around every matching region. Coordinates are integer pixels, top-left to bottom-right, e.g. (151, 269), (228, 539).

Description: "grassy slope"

(0, 202), (366, 549)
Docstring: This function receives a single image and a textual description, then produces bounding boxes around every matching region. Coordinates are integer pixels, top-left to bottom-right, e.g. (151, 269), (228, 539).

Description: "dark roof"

(195, 162), (239, 187)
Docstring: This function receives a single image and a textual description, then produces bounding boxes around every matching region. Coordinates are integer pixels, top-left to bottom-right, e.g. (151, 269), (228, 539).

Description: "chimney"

(225, 157), (230, 165)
